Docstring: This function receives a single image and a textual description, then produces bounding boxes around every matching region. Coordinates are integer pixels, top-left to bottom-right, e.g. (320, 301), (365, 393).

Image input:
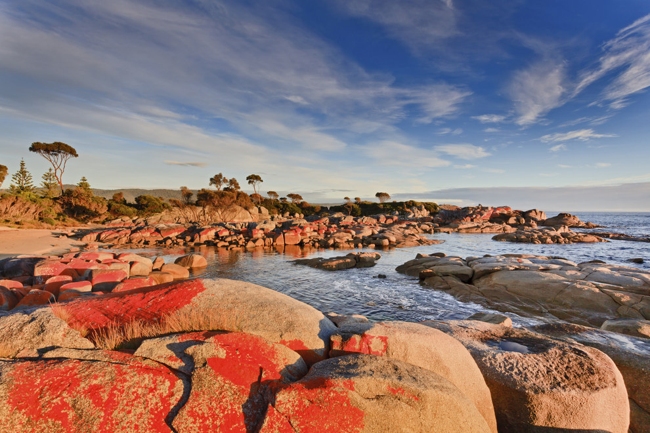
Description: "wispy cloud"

(483, 168), (505, 174)
(509, 58), (566, 126)
(575, 14), (650, 109)
(453, 164), (476, 169)
(549, 144), (567, 152)
(483, 127), (500, 133)
(595, 162), (611, 168)
(165, 160), (208, 167)
(558, 164), (572, 168)
(540, 129), (616, 143)
(472, 114), (507, 123)
(332, 0), (458, 55)
(437, 127), (463, 135)
(435, 144), (490, 159)
(364, 141), (450, 168)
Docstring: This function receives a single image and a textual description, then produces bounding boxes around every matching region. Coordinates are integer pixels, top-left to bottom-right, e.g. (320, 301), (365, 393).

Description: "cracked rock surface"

(397, 253), (650, 327)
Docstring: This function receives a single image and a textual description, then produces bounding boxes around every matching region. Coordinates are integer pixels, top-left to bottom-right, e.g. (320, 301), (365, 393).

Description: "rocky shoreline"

(0, 274), (645, 432)
(0, 204), (647, 432)
(74, 206), (632, 251)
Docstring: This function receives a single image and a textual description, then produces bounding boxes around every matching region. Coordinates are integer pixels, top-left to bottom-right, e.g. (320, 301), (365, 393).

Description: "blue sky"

(1, 0), (649, 210)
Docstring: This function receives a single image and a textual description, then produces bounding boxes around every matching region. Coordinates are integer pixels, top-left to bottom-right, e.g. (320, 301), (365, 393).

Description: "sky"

(1, 0), (649, 210)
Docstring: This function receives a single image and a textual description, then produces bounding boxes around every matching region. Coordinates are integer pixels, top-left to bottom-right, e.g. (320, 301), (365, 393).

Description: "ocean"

(122, 212), (650, 326)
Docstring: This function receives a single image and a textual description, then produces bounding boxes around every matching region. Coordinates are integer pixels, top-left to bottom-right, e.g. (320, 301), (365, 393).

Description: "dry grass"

(88, 309), (226, 350)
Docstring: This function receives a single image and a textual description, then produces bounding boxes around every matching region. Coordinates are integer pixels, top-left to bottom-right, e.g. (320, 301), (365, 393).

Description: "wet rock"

(493, 227), (606, 244)
(160, 263), (190, 279)
(601, 319), (650, 339)
(424, 320), (629, 433)
(174, 253), (208, 269)
(467, 312), (513, 327)
(294, 253), (381, 271)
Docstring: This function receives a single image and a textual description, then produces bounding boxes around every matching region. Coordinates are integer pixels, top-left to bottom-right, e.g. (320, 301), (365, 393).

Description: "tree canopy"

(246, 174), (263, 195)
(29, 142), (78, 195)
(209, 173), (228, 191)
(287, 193), (303, 204)
(267, 191), (279, 201)
(375, 192), (391, 203)
(0, 164), (7, 188)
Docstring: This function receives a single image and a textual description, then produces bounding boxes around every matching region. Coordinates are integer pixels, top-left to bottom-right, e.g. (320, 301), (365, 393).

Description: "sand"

(0, 227), (87, 259)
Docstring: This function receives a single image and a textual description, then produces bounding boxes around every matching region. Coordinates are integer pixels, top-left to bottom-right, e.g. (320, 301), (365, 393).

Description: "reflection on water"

(113, 212), (649, 326)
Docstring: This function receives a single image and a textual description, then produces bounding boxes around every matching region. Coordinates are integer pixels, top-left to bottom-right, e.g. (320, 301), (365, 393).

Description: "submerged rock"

(294, 252), (381, 271)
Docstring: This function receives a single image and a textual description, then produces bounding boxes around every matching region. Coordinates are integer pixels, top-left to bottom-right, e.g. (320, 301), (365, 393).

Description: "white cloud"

(595, 162), (611, 168)
(472, 114), (507, 123)
(333, 0), (458, 55)
(549, 144), (567, 152)
(364, 141), (450, 168)
(435, 144), (490, 160)
(164, 161), (208, 167)
(410, 85), (472, 123)
(437, 127), (463, 135)
(575, 14), (650, 109)
(483, 127), (500, 133)
(558, 164), (572, 168)
(540, 129), (616, 143)
(284, 95), (309, 105)
(509, 59), (566, 126)
(453, 164), (476, 169)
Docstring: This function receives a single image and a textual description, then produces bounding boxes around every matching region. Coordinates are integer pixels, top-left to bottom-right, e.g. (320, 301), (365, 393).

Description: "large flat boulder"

(59, 278), (337, 365)
(136, 331), (307, 432)
(424, 320), (629, 433)
(329, 321), (497, 432)
(0, 353), (184, 432)
(268, 354), (492, 433)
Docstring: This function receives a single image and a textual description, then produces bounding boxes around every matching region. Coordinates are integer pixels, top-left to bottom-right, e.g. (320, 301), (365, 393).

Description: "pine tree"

(77, 176), (91, 190)
(41, 168), (58, 198)
(9, 159), (35, 194)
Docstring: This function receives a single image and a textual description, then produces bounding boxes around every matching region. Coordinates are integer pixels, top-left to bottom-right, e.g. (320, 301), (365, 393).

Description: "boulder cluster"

(293, 252), (381, 271)
(0, 252), (206, 310)
(0, 278), (639, 432)
(493, 226), (606, 244)
(397, 253), (650, 327)
(81, 214), (440, 250)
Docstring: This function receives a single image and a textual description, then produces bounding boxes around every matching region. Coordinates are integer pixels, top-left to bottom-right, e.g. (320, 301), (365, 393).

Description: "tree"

(287, 193), (303, 204)
(224, 177), (240, 192)
(29, 141), (78, 195)
(375, 192), (391, 203)
(9, 159), (35, 194)
(77, 176), (91, 190)
(0, 165), (7, 188)
(344, 196), (351, 203)
(41, 168), (58, 198)
(246, 174), (263, 195)
(250, 193), (263, 204)
(267, 191), (279, 202)
(180, 186), (194, 205)
(209, 173), (228, 191)
(355, 197), (361, 204)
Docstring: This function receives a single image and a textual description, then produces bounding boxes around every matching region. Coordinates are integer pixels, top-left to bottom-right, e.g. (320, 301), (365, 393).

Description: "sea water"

(121, 212), (650, 326)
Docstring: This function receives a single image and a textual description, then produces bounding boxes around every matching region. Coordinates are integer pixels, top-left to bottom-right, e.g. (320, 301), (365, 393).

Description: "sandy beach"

(0, 227), (86, 259)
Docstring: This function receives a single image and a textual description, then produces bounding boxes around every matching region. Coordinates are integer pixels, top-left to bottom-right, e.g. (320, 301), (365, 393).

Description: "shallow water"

(117, 212), (649, 326)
